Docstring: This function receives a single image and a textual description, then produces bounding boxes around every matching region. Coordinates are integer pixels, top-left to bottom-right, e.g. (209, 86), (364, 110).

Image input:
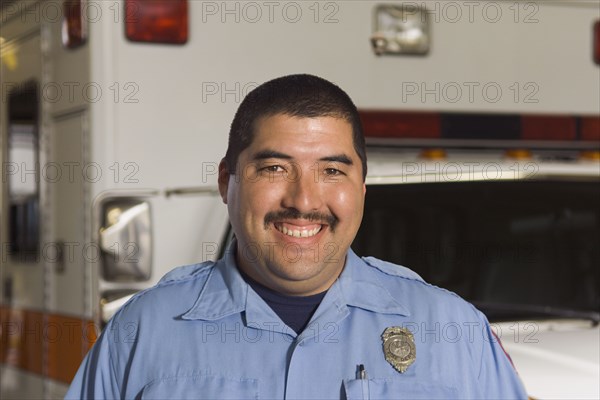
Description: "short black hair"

(224, 74), (367, 180)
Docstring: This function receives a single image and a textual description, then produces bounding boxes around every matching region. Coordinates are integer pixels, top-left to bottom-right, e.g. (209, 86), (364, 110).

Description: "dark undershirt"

(239, 269), (327, 334)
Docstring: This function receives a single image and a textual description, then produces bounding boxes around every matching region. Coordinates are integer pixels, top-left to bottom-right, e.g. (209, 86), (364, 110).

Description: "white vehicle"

(358, 144), (600, 399)
(1, 0), (598, 398)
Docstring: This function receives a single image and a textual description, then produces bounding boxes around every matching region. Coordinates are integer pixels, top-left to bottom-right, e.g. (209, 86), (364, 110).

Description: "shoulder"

(112, 261), (216, 321)
(157, 261), (215, 285)
(362, 256), (425, 281)
(361, 255), (483, 320)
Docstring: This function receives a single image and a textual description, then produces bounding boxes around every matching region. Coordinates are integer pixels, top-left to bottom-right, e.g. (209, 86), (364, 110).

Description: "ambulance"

(1, 0), (598, 398)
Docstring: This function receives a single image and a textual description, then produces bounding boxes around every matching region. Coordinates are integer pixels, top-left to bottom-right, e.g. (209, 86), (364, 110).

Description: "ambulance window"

(7, 81), (40, 260)
(352, 181), (600, 321)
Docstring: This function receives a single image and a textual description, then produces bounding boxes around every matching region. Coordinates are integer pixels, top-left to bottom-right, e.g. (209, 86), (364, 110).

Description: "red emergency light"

(359, 110), (600, 143)
(125, 0), (188, 45)
(582, 117), (600, 141)
(521, 115), (577, 141)
(359, 111), (441, 138)
(62, 0), (87, 49)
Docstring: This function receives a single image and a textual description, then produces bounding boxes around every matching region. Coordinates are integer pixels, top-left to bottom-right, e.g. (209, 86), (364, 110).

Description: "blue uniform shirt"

(67, 246), (528, 399)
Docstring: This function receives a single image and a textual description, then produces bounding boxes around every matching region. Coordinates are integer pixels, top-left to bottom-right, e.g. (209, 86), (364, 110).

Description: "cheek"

(237, 181), (286, 220)
(328, 183), (365, 221)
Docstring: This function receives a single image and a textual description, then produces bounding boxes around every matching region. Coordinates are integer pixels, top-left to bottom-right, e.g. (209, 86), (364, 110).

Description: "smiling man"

(67, 75), (527, 399)
(222, 113), (365, 297)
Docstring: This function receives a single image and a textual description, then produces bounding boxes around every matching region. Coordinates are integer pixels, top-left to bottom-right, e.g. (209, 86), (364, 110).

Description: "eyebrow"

(319, 154), (354, 165)
(252, 149), (293, 161)
(251, 149), (354, 166)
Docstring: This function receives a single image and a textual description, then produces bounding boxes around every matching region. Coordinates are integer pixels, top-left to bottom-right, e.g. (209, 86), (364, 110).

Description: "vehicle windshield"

(352, 180), (600, 322)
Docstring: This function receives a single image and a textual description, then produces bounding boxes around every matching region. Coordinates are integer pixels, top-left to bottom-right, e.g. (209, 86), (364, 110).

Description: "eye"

(261, 165), (285, 173)
(324, 168), (343, 176)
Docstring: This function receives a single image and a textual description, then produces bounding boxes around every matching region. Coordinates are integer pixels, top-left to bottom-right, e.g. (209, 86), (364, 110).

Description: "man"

(67, 74), (527, 399)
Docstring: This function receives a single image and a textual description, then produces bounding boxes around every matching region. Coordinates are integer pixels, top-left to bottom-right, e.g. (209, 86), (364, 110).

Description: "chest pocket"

(138, 375), (258, 400)
(343, 378), (459, 400)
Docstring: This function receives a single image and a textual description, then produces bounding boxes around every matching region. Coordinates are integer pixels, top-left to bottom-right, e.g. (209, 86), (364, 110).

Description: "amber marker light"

(419, 148), (447, 160)
(579, 150), (600, 161)
(504, 149), (533, 160)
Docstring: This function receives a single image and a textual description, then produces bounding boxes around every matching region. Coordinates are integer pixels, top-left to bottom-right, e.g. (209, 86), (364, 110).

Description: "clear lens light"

(371, 5), (430, 56)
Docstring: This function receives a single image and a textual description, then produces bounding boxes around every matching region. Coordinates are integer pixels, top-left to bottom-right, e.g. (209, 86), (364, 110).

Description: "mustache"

(264, 209), (339, 232)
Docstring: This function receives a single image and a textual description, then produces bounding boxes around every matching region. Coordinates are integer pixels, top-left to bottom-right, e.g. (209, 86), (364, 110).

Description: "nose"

(281, 168), (323, 213)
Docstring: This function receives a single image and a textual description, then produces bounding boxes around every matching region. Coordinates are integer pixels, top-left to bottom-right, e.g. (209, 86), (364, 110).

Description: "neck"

(234, 249), (346, 296)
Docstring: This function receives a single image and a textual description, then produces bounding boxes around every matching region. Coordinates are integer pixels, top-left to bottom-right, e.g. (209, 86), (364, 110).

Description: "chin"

(268, 260), (325, 282)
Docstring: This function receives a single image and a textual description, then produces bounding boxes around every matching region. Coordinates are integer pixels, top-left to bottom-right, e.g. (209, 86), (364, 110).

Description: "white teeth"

(276, 224), (322, 238)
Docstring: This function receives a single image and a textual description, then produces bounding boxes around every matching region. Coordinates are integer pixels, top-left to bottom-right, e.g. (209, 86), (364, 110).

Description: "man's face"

(218, 114), (366, 295)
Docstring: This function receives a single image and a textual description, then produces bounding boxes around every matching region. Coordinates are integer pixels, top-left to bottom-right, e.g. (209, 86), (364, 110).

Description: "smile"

(274, 222), (323, 238)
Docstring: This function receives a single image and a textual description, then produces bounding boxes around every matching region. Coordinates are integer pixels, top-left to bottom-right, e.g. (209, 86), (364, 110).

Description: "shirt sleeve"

(477, 317), (529, 399)
(65, 318), (122, 400)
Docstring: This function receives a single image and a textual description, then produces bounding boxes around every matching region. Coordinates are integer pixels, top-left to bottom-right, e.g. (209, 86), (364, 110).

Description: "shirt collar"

(181, 241), (247, 320)
(181, 240), (409, 321)
(338, 249), (410, 316)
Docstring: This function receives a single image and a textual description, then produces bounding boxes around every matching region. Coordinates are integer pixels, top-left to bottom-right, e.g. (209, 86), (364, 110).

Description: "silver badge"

(382, 327), (416, 373)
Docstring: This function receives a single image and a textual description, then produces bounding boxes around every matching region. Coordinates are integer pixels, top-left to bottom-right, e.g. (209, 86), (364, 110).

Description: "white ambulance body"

(1, 0), (599, 398)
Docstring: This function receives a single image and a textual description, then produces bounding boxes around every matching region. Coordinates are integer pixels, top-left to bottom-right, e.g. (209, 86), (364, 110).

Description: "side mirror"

(99, 198), (152, 282)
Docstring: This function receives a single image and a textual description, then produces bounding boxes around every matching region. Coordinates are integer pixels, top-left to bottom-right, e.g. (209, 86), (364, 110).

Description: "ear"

(363, 183), (366, 195)
(218, 159), (230, 204)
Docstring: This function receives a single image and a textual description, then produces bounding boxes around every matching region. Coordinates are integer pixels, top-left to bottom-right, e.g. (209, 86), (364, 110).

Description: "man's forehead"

(252, 114), (352, 140)
(246, 116), (353, 157)
(255, 112), (350, 125)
